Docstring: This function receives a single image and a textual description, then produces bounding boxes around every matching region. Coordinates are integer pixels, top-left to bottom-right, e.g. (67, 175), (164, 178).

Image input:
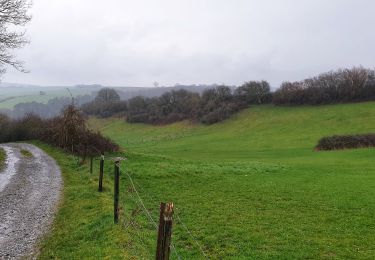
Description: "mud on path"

(0, 143), (62, 259)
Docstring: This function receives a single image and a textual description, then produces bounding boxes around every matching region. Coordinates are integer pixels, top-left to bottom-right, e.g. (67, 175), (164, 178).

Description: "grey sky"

(3, 0), (375, 88)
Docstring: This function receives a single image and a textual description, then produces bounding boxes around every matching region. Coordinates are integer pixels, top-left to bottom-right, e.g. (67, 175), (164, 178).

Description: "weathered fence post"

(156, 202), (174, 260)
(114, 160), (120, 224)
(98, 154), (104, 192)
(90, 156), (93, 174)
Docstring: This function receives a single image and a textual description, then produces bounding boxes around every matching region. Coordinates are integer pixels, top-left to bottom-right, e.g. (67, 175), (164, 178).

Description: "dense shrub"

(117, 86), (245, 125)
(234, 81), (272, 105)
(83, 86), (248, 125)
(199, 86), (243, 124)
(95, 88), (120, 103)
(82, 100), (127, 118)
(81, 88), (127, 118)
(0, 106), (118, 159)
(316, 134), (375, 151)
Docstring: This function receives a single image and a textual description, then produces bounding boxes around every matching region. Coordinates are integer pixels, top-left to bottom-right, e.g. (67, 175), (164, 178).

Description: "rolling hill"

(41, 102), (375, 259)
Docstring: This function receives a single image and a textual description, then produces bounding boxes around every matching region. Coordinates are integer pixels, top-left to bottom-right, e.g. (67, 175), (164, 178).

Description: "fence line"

(125, 171), (158, 229)
(125, 170), (182, 260)
(125, 170), (207, 259)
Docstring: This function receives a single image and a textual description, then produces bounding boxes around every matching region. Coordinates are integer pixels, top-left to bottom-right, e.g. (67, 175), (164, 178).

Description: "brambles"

(316, 134), (375, 151)
(0, 105), (118, 159)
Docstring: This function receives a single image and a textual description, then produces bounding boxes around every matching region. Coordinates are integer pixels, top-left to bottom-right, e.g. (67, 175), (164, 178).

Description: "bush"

(315, 134), (375, 151)
(234, 81), (272, 105)
(0, 106), (118, 159)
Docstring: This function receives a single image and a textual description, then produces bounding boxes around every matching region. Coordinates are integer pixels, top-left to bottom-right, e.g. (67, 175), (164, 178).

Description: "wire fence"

(124, 170), (182, 260)
(122, 168), (208, 259)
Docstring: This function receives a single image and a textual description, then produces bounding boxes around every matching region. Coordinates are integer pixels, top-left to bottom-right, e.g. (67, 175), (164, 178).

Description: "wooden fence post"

(98, 154), (104, 192)
(114, 160), (120, 224)
(156, 202), (174, 260)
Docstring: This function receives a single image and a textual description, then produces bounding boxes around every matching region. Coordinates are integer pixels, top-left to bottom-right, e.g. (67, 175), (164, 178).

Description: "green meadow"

(40, 102), (375, 259)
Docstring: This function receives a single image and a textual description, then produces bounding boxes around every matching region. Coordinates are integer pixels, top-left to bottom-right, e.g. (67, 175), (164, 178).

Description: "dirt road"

(0, 143), (62, 259)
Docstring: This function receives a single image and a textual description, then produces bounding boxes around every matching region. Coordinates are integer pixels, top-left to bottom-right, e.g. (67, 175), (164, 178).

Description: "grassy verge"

(21, 149), (33, 158)
(0, 147), (5, 171)
(35, 142), (132, 259)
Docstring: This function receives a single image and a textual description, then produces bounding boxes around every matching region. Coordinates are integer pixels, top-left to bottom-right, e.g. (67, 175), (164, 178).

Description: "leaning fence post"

(98, 154), (104, 192)
(156, 202), (174, 260)
(114, 160), (120, 224)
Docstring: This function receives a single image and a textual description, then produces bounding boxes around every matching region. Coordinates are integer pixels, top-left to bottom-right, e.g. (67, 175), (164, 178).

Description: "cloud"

(3, 0), (375, 87)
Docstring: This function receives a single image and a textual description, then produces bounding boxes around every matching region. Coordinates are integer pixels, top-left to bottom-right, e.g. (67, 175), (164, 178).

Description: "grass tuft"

(20, 149), (33, 158)
(0, 147), (5, 171)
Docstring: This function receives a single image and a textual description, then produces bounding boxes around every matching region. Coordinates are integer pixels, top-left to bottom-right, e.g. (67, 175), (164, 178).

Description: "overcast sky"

(3, 0), (375, 88)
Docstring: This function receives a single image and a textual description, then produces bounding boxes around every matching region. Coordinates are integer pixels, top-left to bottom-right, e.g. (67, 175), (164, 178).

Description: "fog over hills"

(0, 82), (218, 118)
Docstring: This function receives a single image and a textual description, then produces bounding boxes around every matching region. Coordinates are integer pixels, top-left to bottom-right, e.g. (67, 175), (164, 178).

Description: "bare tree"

(236, 81), (271, 104)
(0, 0), (31, 75)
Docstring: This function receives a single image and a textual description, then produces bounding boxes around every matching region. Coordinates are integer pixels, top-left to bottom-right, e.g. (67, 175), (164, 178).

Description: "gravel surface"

(0, 143), (62, 259)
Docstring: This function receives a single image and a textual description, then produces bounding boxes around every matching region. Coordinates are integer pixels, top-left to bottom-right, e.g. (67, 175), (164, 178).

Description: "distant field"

(44, 102), (375, 259)
(0, 87), (94, 109)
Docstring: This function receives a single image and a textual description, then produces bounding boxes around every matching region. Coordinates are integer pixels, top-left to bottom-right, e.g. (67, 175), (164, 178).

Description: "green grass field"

(40, 102), (375, 259)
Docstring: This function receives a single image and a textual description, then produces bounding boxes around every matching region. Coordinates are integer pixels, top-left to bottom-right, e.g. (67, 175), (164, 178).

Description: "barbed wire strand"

(174, 208), (208, 258)
(119, 191), (152, 258)
(124, 170), (182, 260)
(132, 178), (160, 205)
(129, 175), (207, 258)
(123, 190), (155, 230)
(125, 171), (158, 228)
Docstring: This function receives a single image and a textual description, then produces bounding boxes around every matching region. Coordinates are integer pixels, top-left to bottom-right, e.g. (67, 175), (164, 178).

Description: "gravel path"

(0, 143), (62, 259)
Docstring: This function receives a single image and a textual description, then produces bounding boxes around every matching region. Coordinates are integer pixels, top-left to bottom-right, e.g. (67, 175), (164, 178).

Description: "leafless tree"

(0, 0), (31, 75)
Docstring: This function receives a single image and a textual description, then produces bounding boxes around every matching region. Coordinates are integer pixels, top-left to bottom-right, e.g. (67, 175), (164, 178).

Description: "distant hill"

(0, 82), (221, 118)
(112, 84), (220, 100)
(0, 83), (218, 103)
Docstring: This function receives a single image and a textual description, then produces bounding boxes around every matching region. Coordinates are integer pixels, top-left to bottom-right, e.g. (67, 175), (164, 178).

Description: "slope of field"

(59, 102), (374, 259)
(90, 102), (375, 162)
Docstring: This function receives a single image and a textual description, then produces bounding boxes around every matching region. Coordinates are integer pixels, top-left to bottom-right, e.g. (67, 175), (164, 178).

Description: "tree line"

(82, 81), (271, 124)
(273, 67), (375, 105)
(82, 67), (375, 125)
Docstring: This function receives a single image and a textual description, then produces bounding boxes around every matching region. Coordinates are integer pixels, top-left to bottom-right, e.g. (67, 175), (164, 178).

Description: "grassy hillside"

(90, 102), (375, 162)
(41, 102), (375, 259)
